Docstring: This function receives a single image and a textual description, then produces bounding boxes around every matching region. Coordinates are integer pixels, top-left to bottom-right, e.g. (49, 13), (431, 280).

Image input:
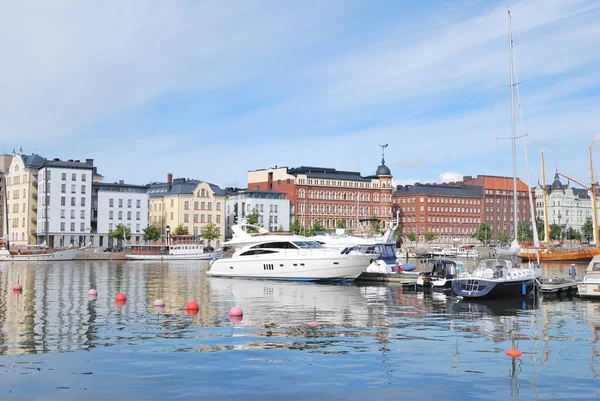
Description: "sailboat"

(452, 8), (541, 300)
(520, 145), (600, 262)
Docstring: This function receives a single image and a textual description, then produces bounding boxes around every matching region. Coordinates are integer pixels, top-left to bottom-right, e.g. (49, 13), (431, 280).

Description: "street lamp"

(166, 225), (171, 246)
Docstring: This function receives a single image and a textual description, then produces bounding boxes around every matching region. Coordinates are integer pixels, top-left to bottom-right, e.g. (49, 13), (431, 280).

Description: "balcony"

(31, 217), (37, 224)
(32, 181), (38, 188)
(32, 193), (38, 200)
(31, 205), (37, 213)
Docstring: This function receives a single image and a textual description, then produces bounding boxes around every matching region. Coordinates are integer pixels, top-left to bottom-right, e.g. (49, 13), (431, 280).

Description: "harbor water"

(0, 260), (598, 400)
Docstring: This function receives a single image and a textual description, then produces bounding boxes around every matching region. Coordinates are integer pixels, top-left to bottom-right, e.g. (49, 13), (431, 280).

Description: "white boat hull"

(577, 280), (600, 298)
(0, 248), (81, 261)
(207, 253), (372, 281)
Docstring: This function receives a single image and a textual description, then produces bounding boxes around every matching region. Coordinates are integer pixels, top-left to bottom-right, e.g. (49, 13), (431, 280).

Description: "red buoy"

(230, 315), (243, 324)
(13, 284), (23, 292)
(505, 349), (523, 358)
(308, 321), (319, 328)
(115, 292), (127, 301)
(397, 266), (403, 273)
(229, 306), (243, 317)
(186, 301), (199, 310)
(115, 298), (127, 306)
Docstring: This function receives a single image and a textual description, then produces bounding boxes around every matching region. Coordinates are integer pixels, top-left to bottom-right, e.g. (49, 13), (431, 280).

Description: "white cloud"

(438, 172), (464, 183)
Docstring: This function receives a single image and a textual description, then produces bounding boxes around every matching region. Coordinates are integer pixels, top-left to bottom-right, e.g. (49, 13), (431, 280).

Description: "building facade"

(36, 158), (95, 247)
(454, 175), (533, 240)
(225, 189), (291, 234)
(93, 181), (150, 248)
(5, 151), (45, 246)
(0, 154), (13, 239)
(534, 172), (599, 237)
(148, 174), (227, 247)
(247, 158), (394, 233)
(393, 184), (484, 244)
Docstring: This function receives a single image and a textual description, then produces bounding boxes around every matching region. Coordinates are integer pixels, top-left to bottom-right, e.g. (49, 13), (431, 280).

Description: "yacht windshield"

(293, 241), (325, 249)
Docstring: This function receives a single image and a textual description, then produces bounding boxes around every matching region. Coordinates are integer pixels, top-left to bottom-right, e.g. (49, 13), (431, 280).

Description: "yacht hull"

(207, 254), (371, 281)
(451, 278), (536, 299)
(0, 248), (81, 261)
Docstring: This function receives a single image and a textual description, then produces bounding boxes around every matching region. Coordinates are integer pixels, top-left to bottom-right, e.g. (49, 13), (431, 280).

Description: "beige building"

(0, 154), (14, 239)
(5, 151), (45, 246)
(148, 174), (227, 248)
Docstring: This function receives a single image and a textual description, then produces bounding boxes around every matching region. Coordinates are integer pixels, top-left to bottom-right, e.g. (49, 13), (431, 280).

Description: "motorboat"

(577, 255), (600, 298)
(207, 228), (373, 281)
(0, 243), (81, 261)
(451, 258), (541, 300)
(396, 248), (418, 259)
(124, 242), (223, 261)
(417, 259), (468, 292)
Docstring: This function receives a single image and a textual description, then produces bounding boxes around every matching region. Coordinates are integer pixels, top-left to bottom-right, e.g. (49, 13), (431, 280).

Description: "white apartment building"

(37, 159), (95, 247)
(225, 189), (291, 235)
(534, 172), (600, 235)
(94, 181), (149, 248)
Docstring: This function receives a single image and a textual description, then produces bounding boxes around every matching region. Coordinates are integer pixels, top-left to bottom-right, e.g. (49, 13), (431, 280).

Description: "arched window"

(299, 189), (305, 198)
(374, 193), (379, 202)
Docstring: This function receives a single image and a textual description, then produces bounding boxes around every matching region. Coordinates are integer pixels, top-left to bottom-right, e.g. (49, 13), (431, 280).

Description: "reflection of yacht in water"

(208, 278), (369, 326)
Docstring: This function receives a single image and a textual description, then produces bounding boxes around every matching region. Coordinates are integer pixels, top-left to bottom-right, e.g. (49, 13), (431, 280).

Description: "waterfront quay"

(0, 259), (597, 400)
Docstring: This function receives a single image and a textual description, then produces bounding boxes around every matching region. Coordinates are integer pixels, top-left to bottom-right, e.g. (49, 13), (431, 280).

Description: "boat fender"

(521, 281), (526, 295)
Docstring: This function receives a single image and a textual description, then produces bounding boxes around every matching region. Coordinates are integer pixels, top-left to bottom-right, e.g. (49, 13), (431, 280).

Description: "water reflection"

(0, 260), (599, 400)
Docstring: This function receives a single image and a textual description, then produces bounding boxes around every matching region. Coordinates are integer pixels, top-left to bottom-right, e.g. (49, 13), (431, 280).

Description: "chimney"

(168, 173), (173, 191)
(86, 158), (93, 166)
(119, 180), (124, 185)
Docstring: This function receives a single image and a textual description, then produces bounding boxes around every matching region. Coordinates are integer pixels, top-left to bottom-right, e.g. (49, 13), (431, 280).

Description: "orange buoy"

(186, 301), (199, 310)
(505, 349), (523, 358)
(308, 321), (319, 328)
(115, 298), (127, 306)
(115, 292), (127, 301)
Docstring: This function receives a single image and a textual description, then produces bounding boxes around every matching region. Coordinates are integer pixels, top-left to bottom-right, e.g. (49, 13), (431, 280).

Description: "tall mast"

(590, 143), (599, 247)
(508, 9), (518, 242)
(541, 151), (550, 252)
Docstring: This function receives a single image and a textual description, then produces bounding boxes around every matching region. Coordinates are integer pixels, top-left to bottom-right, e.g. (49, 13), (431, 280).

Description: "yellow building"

(0, 154), (14, 238)
(148, 174), (227, 248)
(5, 151), (45, 246)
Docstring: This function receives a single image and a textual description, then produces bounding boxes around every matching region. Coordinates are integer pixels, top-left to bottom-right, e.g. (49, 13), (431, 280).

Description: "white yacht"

(577, 255), (600, 298)
(208, 227), (373, 281)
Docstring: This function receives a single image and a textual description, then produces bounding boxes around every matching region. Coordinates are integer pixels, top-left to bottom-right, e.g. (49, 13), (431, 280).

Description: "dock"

(537, 277), (578, 297)
(355, 271), (420, 288)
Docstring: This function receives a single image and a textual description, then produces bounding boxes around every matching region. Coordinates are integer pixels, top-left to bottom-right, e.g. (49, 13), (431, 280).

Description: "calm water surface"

(0, 260), (598, 400)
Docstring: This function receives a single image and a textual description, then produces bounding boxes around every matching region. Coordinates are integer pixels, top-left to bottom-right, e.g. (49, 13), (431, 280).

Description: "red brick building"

(248, 160), (394, 233)
(393, 184), (484, 244)
(457, 175), (533, 240)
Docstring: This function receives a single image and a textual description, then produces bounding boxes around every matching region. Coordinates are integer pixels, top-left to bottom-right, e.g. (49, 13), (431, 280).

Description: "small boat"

(0, 246), (81, 261)
(451, 258), (541, 300)
(417, 259), (467, 292)
(124, 242), (223, 261)
(207, 229), (373, 281)
(577, 255), (600, 298)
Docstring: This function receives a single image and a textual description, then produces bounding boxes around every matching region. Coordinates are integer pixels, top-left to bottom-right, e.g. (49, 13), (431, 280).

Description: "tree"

(201, 223), (219, 249)
(371, 216), (381, 233)
(424, 232), (436, 242)
(310, 219), (325, 236)
(278, 225), (284, 232)
(472, 222), (492, 244)
(549, 223), (562, 240)
(581, 218), (593, 243)
(517, 221), (533, 241)
(173, 224), (189, 235)
(497, 231), (509, 246)
(142, 225), (161, 241)
(336, 218), (346, 229)
(406, 233), (417, 243)
(289, 219), (302, 235)
(535, 217), (545, 241)
(246, 209), (261, 233)
(565, 226), (581, 241)
(109, 224), (131, 244)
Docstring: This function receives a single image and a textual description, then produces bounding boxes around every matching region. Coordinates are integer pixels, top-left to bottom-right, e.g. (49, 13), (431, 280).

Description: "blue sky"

(2, 0), (600, 189)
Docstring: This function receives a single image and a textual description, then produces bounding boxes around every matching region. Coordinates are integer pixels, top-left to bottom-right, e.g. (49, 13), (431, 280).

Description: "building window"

(207, 215), (212, 223)
(127, 211), (131, 220)
(194, 201), (198, 210)
(136, 212), (140, 220)
(184, 201), (189, 210)
(109, 198), (114, 207)
(118, 211), (123, 220)
(136, 199), (141, 208)
(71, 184), (76, 193)
(136, 224), (140, 233)
(201, 215), (205, 223)
(71, 197), (76, 206)
(61, 197), (66, 206)
(61, 184), (66, 193)
(119, 199), (123, 207)
(216, 202), (221, 211)
(81, 185), (86, 194)
(216, 215), (220, 223)
(70, 222), (75, 231)
(81, 198), (85, 207)
(62, 173), (66, 180)
(82, 174), (86, 181)
(194, 214), (198, 223)
(72, 173), (76, 181)
(109, 211), (114, 220)
(60, 222), (65, 231)
(71, 210), (76, 218)
(208, 202), (212, 210)
(184, 214), (189, 223)
(127, 199), (132, 208)
(81, 223), (85, 232)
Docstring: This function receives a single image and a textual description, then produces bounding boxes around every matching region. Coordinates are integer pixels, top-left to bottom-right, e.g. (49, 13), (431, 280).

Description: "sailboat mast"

(541, 151), (551, 253)
(508, 9), (518, 242)
(590, 143), (599, 247)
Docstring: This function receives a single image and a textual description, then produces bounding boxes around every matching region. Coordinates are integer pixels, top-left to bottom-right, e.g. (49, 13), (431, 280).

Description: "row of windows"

(298, 204), (392, 217)
(109, 198), (142, 208)
(299, 190), (391, 202)
(403, 215), (481, 224)
(402, 226), (476, 234)
(152, 214), (221, 224)
(296, 178), (385, 189)
(37, 171), (87, 182)
(395, 197), (481, 205)
(108, 223), (141, 233)
(109, 211), (142, 220)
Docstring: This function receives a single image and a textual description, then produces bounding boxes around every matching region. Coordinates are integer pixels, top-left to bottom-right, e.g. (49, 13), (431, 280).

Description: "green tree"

(535, 217), (545, 241)
(173, 224), (189, 235)
(289, 219), (302, 235)
(565, 226), (581, 241)
(472, 222), (492, 243)
(371, 216), (381, 233)
(278, 225), (284, 232)
(201, 223), (220, 249)
(336, 218), (346, 229)
(142, 225), (161, 241)
(497, 231), (509, 245)
(581, 218), (593, 242)
(517, 221), (533, 241)
(406, 233), (417, 243)
(310, 219), (325, 236)
(246, 209), (262, 233)
(549, 223), (562, 240)
(424, 232), (436, 242)
(109, 224), (131, 244)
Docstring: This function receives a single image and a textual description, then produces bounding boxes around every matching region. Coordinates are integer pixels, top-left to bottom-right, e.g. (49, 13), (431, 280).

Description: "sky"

(2, 0), (600, 190)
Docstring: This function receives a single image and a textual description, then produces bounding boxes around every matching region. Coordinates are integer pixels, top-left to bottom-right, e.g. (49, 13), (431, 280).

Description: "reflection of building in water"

(0, 264), (36, 355)
(581, 301), (600, 378)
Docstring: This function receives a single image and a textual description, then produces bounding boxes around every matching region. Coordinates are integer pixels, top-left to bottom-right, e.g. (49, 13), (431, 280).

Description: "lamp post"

(166, 225), (170, 246)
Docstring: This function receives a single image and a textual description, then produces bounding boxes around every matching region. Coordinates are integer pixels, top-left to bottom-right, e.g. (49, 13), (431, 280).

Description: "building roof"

(94, 181), (149, 191)
(394, 184), (484, 198)
(287, 166), (374, 182)
(21, 154), (46, 169)
(148, 178), (227, 197)
(45, 158), (94, 170)
(458, 175), (530, 192)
